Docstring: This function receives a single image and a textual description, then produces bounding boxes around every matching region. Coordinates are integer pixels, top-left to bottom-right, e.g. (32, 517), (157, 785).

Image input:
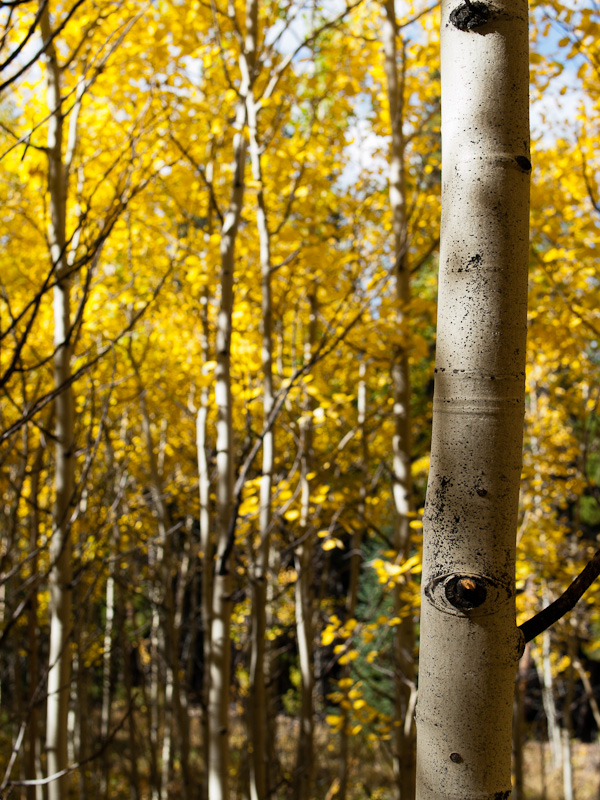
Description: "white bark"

(512, 643), (529, 800)
(338, 357), (368, 800)
(207, 6), (256, 799)
(416, 0), (530, 796)
(294, 294), (317, 800)
(247, 65), (273, 800)
(137, 388), (191, 800)
(41, 4), (74, 796)
(381, 4), (416, 794)
(536, 600), (562, 768)
(27, 442), (45, 800)
(562, 630), (576, 800)
(196, 283), (212, 800)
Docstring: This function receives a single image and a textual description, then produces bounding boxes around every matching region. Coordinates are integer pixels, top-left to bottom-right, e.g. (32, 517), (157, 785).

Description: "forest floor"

(16, 709), (597, 799)
(270, 718), (600, 800)
(520, 740), (600, 800)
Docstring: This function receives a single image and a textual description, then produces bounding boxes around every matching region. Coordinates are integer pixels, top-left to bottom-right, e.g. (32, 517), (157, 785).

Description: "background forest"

(0, 0), (599, 798)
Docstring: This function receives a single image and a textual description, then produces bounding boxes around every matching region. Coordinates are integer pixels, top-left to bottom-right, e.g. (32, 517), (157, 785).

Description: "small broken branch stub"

(449, 1), (490, 30)
(445, 575), (487, 610)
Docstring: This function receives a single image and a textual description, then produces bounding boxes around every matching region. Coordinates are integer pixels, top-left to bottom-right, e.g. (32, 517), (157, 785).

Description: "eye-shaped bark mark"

(515, 155), (532, 171)
(425, 572), (511, 617)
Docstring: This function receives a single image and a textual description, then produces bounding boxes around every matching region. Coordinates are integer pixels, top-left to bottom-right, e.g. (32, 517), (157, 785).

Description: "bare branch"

(519, 550), (600, 643)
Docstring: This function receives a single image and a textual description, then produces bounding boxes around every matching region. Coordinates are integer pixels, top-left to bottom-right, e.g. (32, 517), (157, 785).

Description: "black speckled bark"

(415, 0), (530, 796)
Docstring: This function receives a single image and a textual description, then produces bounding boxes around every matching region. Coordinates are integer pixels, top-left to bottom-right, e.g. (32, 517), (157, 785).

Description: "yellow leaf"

(322, 629), (336, 646)
(322, 538), (344, 551)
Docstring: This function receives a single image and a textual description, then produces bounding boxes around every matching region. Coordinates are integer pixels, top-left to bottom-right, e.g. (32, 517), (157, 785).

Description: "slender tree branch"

(519, 550), (600, 643)
(4, 698), (136, 789)
(0, 0), (87, 93)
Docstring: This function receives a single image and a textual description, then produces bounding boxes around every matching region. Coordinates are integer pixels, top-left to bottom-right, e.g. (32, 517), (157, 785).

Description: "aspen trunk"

(100, 515), (118, 799)
(562, 630), (576, 800)
(381, 5), (416, 795)
(137, 389), (191, 800)
(338, 357), (368, 800)
(197, 283), (212, 800)
(247, 65), (273, 800)
(27, 437), (45, 800)
(174, 521), (194, 800)
(294, 294), (317, 800)
(123, 602), (142, 800)
(574, 658), (600, 731)
(73, 604), (91, 798)
(416, 0), (530, 795)
(512, 643), (529, 800)
(41, 4), (74, 795)
(207, 6), (255, 797)
(536, 607), (562, 768)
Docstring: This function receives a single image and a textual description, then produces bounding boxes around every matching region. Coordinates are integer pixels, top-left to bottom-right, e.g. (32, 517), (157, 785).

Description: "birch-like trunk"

(98, 514), (119, 798)
(381, 5), (416, 795)
(562, 629), (576, 800)
(512, 642), (529, 800)
(338, 357), (368, 800)
(197, 282), (212, 800)
(293, 294), (317, 800)
(207, 6), (256, 798)
(537, 600), (562, 768)
(41, 5), (74, 796)
(247, 67), (273, 800)
(123, 602), (142, 800)
(27, 442), (45, 800)
(137, 388), (191, 800)
(416, 0), (530, 795)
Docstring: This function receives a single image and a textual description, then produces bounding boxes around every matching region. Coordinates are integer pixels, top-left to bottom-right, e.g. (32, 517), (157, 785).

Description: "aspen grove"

(1, 1), (600, 799)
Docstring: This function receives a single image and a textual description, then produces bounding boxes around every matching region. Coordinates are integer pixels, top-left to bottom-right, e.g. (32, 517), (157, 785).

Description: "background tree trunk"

(416, 0), (530, 795)
(42, 4), (74, 795)
(207, 5), (255, 797)
(247, 60), (273, 800)
(338, 357), (368, 800)
(294, 293), (317, 800)
(381, 5), (416, 795)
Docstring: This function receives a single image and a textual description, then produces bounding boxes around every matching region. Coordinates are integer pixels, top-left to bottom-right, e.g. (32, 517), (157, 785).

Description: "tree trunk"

(207, 5), (255, 798)
(174, 521), (194, 800)
(137, 387), (191, 800)
(247, 63), (273, 800)
(416, 0), (530, 795)
(123, 601), (142, 800)
(73, 603), (91, 798)
(196, 282), (212, 800)
(338, 357), (368, 800)
(381, 5), (417, 797)
(27, 437), (45, 800)
(512, 643), (529, 800)
(536, 605), (562, 769)
(562, 629), (576, 800)
(41, 3), (74, 795)
(294, 293), (317, 800)
(99, 518), (118, 799)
